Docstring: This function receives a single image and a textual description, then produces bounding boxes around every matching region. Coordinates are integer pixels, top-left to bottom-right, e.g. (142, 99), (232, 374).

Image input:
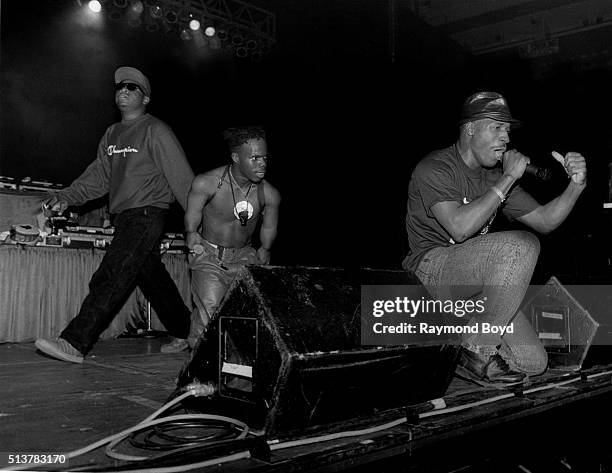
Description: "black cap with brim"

(459, 91), (522, 127)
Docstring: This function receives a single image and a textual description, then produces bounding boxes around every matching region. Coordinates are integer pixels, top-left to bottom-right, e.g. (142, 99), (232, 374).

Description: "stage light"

(236, 46), (248, 58)
(125, 0), (143, 23)
(130, 0), (144, 14)
(204, 25), (215, 36)
(74, 0), (105, 27)
(180, 29), (191, 41)
(112, 0), (127, 7)
(231, 33), (244, 46)
(246, 38), (257, 50)
(189, 19), (200, 31)
(149, 5), (162, 19)
(165, 10), (178, 23)
(217, 28), (227, 40)
(88, 0), (102, 12)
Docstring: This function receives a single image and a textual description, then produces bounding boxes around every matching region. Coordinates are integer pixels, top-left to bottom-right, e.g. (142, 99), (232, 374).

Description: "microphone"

(524, 163), (552, 181)
(497, 151), (552, 181)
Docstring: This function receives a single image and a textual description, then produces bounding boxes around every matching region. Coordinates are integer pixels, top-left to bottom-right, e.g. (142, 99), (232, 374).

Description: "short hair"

(223, 126), (266, 151)
(460, 122), (472, 134)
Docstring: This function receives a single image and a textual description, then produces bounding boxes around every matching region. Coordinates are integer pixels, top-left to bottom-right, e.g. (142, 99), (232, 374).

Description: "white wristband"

(491, 186), (505, 203)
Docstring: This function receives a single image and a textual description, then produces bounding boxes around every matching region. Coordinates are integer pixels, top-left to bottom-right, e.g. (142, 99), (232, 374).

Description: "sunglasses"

(114, 82), (144, 93)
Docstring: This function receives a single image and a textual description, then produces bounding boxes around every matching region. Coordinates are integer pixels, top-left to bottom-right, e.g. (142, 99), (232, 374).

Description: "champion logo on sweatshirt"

(107, 145), (138, 158)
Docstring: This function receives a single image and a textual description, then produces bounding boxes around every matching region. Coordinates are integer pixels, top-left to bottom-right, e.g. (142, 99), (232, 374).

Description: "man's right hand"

(185, 231), (204, 253)
(502, 150), (530, 180)
(42, 194), (69, 214)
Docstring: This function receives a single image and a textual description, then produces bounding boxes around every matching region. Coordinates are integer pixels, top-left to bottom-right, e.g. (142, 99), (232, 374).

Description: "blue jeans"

(61, 207), (191, 355)
(413, 231), (547, 375)
(187, 240), (258, 347)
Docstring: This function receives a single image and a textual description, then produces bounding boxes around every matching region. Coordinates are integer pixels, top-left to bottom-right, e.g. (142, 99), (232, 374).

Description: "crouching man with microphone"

(402, 91), (586, 387)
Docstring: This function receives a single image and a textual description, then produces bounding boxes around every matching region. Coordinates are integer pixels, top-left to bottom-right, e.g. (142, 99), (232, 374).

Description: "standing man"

(404, 91), (587, 387)
(161, 127), (280, 352)
(36, 66), (194, 363)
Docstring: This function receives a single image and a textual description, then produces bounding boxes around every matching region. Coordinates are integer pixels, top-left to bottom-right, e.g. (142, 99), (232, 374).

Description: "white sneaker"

(35, 338), (84, 364)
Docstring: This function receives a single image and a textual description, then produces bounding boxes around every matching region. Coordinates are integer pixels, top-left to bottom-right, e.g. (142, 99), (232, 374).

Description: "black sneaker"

(456, 347), (525, 387)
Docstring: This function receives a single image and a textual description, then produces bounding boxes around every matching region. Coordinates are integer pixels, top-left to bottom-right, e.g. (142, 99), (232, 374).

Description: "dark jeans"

(61, 206), (190, 355)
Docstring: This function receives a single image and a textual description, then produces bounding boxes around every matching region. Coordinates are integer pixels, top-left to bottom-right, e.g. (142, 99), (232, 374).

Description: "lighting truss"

(101, 0), (276, 59)
(174, 0), (275, 44)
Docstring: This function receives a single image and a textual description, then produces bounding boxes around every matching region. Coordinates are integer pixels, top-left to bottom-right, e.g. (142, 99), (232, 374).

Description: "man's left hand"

(257, 247), (271, 265)
(552, 151), (587, 186)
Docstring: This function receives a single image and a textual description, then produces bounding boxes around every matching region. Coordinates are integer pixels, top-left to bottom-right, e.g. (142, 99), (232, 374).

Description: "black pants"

(61, 206), (190, 355)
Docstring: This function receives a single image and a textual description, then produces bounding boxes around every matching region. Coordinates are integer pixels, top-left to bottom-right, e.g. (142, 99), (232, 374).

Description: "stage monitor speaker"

(177, 266), (460, 437)
(522, 276), (599, 371)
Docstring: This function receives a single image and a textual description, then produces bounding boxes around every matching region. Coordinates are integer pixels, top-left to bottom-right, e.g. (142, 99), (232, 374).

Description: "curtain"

(0, 245), (191, 342)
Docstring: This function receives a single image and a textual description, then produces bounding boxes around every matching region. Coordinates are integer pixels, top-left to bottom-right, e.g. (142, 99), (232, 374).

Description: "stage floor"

(2, 339), (612, 472)
(0, 337), (189, 470)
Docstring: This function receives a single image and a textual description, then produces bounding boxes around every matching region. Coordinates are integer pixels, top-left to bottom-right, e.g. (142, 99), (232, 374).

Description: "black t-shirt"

(402, 144), (540, 272)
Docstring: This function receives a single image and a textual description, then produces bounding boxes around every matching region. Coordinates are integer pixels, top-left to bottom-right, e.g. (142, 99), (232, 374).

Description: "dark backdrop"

(2, 0), (612, 280)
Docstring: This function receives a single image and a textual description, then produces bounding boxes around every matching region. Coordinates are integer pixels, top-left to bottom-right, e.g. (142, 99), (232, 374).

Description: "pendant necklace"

(229, 166), (253, 226)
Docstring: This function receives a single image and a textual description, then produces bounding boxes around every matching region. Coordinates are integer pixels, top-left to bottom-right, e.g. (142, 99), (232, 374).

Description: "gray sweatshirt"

(58, 114), (194, 213)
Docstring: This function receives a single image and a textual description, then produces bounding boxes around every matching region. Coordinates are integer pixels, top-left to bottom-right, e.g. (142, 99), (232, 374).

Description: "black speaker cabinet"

(177, 266), (460, 436)
(522, 276), (599, 371)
